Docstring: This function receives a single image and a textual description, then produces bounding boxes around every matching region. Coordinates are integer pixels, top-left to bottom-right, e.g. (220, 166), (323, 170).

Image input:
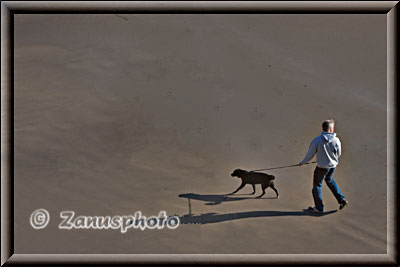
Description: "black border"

(1, 1), (398, 266)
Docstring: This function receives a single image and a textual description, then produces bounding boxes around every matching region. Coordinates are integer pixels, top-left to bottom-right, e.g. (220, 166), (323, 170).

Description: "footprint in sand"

(115, 15), (128, 22)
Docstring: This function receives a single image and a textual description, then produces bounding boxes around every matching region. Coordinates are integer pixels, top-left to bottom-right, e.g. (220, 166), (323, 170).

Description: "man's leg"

(325, 168), (346, 203)
(312, 167), (327, 212)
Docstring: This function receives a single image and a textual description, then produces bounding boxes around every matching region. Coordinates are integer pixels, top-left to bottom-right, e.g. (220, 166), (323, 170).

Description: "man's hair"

(322, 119), (335, 132)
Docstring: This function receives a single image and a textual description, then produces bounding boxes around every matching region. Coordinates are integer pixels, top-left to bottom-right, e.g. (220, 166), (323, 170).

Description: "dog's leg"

(230, 182), (246, 195)
(256, 184), (267, 198)
(270, 182), (279, 199)
(251, 184), (256, 194)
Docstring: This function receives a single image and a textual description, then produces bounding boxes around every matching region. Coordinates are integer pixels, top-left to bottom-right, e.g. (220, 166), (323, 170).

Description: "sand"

(13, 14), (387, 255)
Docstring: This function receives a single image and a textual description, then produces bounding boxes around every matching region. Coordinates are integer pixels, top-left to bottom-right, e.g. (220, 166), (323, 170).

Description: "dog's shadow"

(179, 210), (338, 224)
(179, 193), (277, 206)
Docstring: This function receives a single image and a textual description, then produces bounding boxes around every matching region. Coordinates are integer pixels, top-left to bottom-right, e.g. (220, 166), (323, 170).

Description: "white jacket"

(301, 132), (341, 168)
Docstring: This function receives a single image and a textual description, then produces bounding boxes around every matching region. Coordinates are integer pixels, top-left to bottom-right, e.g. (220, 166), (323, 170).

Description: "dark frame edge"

(1, 1), (14, 267)
(4, 253), (400, 265)
(388, 2), (399, 266)
(1, 0), (399, 265)
(3, 1), (399, 14)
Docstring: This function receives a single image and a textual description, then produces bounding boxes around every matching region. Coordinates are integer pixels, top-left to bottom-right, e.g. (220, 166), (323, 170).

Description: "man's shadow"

(178, 193), (338, 224)
(178, 193), (277, 206)
(179, 209), (338, 224)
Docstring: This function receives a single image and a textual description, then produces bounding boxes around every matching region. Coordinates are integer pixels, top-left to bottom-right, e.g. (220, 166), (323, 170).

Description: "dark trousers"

(312, 167), (345, 211)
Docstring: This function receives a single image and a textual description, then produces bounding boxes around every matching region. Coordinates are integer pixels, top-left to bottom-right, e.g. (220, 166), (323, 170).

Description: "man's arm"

(336, 138), (341, 158)
(299, 140), (317, 166)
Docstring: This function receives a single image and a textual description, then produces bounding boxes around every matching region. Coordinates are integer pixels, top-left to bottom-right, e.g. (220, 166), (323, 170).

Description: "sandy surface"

(14, 14), (387, 255)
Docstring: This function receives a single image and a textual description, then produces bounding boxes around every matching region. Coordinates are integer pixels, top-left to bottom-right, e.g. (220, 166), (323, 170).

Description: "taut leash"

(250, 161), (316, 172)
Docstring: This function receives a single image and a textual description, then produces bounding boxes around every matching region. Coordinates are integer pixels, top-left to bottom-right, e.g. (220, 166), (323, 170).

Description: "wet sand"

(14, 14), (387, 255)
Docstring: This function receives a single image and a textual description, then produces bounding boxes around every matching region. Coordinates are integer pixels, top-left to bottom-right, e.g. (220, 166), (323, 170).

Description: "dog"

(230, 169), (279, 198)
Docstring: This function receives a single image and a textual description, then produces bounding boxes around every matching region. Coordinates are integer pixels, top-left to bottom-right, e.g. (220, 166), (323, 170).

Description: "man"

(299, 119), (348, 213)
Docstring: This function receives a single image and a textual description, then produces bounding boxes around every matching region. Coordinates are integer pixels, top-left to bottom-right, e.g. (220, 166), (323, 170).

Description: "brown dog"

(230, 169), (279, 198)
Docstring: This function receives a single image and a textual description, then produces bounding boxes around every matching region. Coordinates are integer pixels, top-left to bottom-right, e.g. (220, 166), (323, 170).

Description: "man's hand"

(298, 162), (303, 166)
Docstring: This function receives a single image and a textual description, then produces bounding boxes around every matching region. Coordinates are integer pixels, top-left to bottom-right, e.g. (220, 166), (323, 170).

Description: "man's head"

(322, 119), (335, 133)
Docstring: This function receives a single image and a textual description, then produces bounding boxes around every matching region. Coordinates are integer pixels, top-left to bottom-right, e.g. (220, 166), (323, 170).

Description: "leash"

(250, 161), (317, 172)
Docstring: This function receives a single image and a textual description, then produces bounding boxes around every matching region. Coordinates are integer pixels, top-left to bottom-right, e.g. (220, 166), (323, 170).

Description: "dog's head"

(231, 169), (247, 178)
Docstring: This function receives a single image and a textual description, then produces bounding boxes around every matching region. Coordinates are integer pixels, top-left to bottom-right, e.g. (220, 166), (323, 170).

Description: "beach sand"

(14, 14), (387, 255)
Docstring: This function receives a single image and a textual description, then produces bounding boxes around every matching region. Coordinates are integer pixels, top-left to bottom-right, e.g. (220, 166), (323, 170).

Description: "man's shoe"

(339, 200), (348, 210)
(307, 206), (323, 213)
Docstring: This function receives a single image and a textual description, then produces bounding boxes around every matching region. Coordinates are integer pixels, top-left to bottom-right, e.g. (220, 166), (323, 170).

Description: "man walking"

(299, 119), (348, 213)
